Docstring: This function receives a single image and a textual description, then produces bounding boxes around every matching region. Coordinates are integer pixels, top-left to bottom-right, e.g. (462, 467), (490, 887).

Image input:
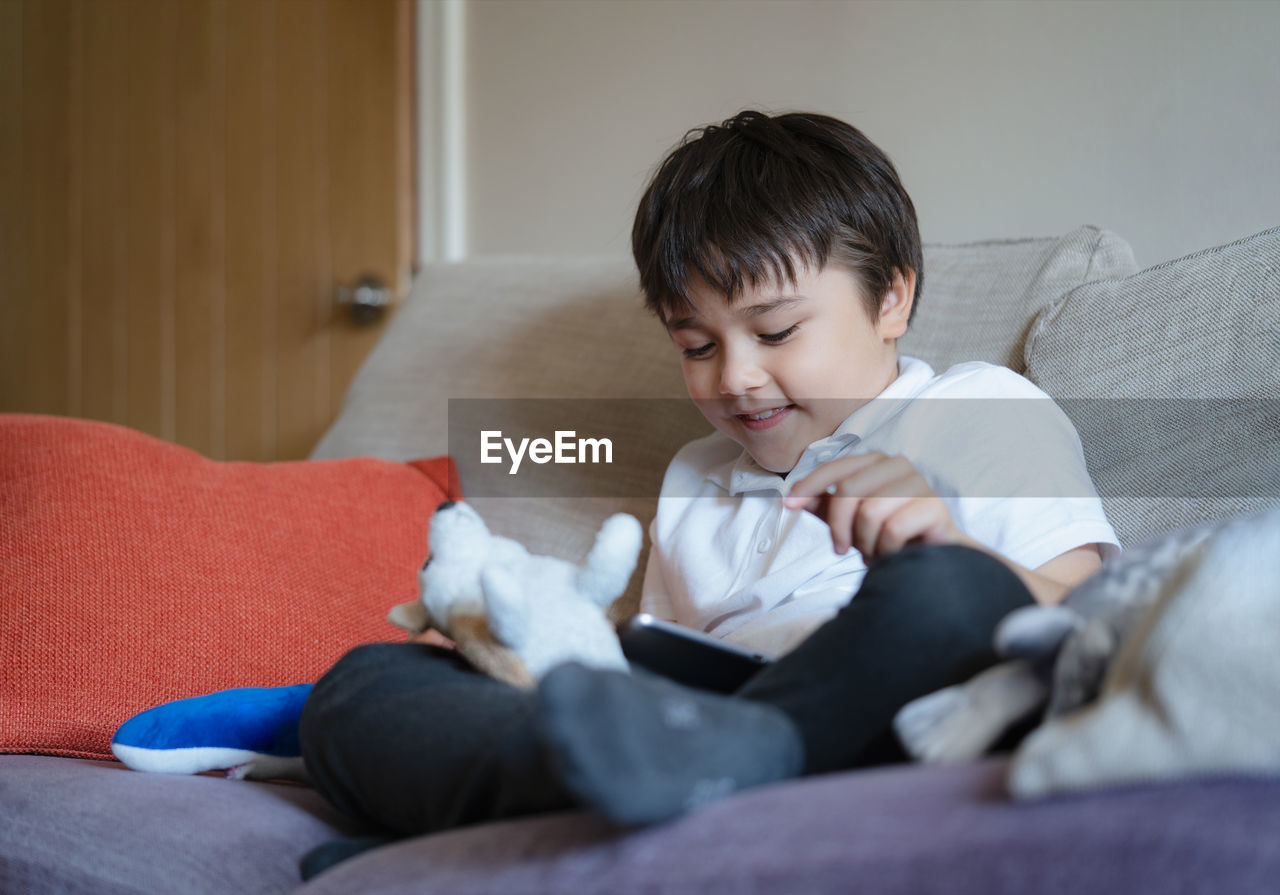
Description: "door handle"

(336, 274), (392, 325)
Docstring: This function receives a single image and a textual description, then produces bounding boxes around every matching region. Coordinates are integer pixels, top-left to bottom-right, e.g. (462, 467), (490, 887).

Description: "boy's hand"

(782, 452), (964, 560)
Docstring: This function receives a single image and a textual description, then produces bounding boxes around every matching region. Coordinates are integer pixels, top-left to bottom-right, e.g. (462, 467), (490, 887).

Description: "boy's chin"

(707, 421), (803, 475)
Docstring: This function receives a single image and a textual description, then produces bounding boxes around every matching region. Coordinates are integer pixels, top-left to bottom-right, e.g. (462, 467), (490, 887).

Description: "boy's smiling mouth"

(734, 404), (796, 430)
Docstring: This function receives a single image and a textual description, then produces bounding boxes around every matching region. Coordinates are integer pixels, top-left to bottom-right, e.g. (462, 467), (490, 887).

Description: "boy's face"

(665, 262), (912, 474)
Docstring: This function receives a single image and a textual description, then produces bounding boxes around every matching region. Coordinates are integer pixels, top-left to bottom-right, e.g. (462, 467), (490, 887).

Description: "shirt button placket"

(756, 501), (785, 555)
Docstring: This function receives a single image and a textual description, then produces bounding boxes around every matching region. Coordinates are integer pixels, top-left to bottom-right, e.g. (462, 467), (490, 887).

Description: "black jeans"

(300, 544), (1034, 835)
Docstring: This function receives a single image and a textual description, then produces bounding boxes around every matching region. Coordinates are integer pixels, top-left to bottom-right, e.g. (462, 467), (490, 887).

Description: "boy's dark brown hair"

(632, 110), (923, 325)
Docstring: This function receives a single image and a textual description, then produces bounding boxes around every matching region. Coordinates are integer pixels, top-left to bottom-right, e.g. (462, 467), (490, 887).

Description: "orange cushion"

(0, 414), (459, 760)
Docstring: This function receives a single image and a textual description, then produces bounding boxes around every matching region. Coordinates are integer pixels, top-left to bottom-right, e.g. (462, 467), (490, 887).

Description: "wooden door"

(0, 0), (414, 461)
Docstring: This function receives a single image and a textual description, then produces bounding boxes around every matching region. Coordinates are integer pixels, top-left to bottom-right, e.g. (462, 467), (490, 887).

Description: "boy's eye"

(681, 325), (798, 359)
(760, 325), (799, 344)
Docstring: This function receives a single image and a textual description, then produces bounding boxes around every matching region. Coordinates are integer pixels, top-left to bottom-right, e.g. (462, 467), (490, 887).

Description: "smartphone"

(616, 613), (772, 694)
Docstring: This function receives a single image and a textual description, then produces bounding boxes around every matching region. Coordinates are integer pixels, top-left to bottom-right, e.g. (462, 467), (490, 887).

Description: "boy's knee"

(860, 544), (1030, 617)
(311, 642), (466, 704)
(300, 643), (474, 828)
(869, 542), (1002, 582)
(324, 641), (429, 679)
(328, 641), (403, 674)
(303, 645), (389, 738)
(304, 644), (464, 739)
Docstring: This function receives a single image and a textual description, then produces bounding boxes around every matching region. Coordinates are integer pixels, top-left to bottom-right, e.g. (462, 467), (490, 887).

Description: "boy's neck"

(875, 350), (902, 397)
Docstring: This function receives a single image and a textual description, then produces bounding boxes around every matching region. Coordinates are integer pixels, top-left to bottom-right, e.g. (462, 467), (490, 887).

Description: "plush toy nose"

(436, 500), (457, 513)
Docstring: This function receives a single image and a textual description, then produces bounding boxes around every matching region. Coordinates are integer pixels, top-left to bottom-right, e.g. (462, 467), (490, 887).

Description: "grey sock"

(535, 663), (804, 826)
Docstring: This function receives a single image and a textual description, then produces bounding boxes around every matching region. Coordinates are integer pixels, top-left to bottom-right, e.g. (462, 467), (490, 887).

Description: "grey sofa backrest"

(900, 226), (1137, 373)
(1024, 225), (1280, 546)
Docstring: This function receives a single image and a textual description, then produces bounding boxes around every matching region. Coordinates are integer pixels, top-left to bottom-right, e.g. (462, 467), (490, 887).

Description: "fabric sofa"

(2, 224), (1278, 894)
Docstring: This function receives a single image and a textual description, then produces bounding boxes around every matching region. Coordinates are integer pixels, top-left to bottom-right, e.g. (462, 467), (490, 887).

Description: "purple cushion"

(297, 758), (1280, 895)
(0, 756), (357, 895)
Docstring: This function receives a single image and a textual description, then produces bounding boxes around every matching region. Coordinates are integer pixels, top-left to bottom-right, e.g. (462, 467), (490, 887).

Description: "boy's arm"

(946, 536), (1101, 605)
(783, 452), (1103, 606)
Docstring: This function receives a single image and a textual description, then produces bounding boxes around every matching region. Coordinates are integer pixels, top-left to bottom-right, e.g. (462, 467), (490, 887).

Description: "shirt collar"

(705, 356), (936, 496)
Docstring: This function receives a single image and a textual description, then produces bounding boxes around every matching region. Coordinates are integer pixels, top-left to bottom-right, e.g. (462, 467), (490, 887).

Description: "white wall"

(430, 0), (1280, 268)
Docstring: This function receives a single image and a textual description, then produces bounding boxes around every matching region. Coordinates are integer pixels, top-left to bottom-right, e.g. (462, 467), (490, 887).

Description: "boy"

(298, 111), (1117, 862)
(632, 111), (1115, 661)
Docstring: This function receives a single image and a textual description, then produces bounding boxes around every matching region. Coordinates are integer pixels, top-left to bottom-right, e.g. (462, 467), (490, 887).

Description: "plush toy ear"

(387, 599), (432, 634)
(994, 605), (1083, 659)
(481, 565), (529, 651)
(577, 513), (643, 609)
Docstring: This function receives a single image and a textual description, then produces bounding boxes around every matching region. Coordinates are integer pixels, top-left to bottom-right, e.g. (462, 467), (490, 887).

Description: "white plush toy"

(388, 500), (641, 689)
(892, 520), (1220, 764)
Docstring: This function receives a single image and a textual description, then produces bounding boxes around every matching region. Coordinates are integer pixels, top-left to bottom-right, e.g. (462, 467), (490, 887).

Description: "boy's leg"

(536, 544), (1034, 822)
(300, 642), (573, 837)
(734, 543), (1035, 773)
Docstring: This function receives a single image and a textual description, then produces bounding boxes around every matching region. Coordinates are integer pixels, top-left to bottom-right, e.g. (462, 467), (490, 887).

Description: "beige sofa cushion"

(1024, 226), (1280, 547)
(901, 225), (1137, 373)
(312, 230), (1140, 615)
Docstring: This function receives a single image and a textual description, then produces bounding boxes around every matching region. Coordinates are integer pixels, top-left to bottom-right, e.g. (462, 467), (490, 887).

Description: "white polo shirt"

(640, 356), (1120, 659)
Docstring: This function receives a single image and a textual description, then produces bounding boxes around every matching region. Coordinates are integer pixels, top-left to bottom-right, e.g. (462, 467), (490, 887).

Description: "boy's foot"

(535, 663), (804, 826)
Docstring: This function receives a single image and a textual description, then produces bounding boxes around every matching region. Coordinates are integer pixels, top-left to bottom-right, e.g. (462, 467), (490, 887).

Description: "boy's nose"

(718, 353), (768, 395)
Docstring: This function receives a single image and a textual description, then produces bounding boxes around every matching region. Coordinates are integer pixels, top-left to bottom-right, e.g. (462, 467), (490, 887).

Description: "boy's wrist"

(946, 534), (1098, 607)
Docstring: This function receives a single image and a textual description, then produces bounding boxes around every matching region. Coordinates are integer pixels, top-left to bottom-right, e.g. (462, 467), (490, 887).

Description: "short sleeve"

(901, 363), (1121, 566)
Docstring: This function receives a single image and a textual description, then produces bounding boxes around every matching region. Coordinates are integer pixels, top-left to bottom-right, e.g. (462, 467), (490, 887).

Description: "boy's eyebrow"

(665, 296), (804, 331)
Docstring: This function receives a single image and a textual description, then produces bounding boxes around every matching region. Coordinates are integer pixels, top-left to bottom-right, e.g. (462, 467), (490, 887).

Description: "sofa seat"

(297, 759), (1280, 895)
(0, 755), (358, 894)
(4, 753), (1277, 895)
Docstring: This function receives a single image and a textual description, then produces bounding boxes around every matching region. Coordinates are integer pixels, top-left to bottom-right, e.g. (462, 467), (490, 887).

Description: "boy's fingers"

(782, 493), (823, 512)
(785, 455), (917, 555)
(871, 498), (938, 556)
(852, 494), (915, 557)
(824, 495), (862, 554)
(810, 464), (893, 554)
(783, 453), (885, 508)
(848, 476), (933, 558)
(823, 473), (926, 555)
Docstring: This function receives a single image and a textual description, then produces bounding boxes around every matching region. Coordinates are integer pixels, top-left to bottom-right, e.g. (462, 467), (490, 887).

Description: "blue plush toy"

(112, 683), (313, 781)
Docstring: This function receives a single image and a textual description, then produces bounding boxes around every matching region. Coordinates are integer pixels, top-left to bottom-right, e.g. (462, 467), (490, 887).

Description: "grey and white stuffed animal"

(893, 520), (1220, 763)
(388, 501), (642, 689)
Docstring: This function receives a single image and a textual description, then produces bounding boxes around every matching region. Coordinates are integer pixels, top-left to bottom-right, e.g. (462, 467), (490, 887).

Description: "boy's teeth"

(745, 407), (785, 420)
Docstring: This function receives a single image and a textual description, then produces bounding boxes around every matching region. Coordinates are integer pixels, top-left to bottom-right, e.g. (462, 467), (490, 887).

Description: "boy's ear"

(878, 268), (917, 340)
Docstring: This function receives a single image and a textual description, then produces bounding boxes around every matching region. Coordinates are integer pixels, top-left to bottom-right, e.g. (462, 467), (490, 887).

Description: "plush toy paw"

(112, 683), (313, 781)
(894, 661), (1048, 764)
